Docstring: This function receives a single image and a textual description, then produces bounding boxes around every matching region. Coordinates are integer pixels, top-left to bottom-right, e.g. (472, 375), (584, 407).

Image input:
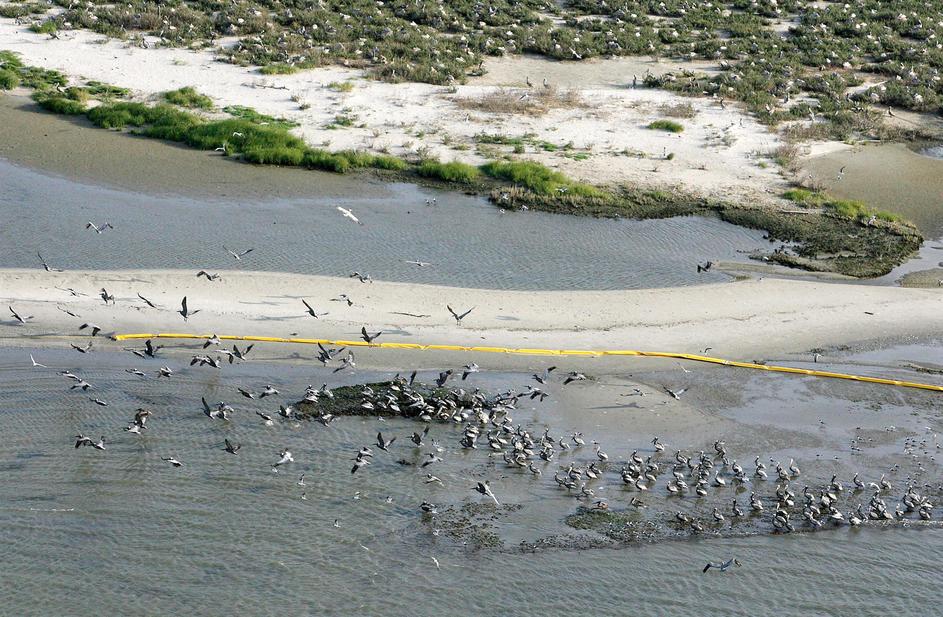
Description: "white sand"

(2, 269), (940, 364)
(0, 19), (789, 205)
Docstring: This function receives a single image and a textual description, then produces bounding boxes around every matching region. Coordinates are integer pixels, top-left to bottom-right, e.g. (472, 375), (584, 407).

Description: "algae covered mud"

(1, 340), (941, 616)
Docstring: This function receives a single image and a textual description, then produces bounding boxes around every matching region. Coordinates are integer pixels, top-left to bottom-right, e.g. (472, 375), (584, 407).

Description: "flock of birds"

(6, 220), (941, 575)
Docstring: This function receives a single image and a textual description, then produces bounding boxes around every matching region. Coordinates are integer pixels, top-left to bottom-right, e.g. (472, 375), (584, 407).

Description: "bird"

(405, 260), (430, 267)
(196, 270), (222, 281)
(223, 245), (254, 260)
(157, 366), (174, 378)
(203, 334), (222, 349)
(664, 386), (687, 400)
(302, 300), (328, 318)
(161, 457), (183, 467)
(238, 387), (256, 399)
(272, 449), (294, 471)
(9, 306), (32, 324)
(178, 296), (200, 321)
(79, 323), (101, 336)
(37, 252), (63, 272)
(462, 363), (480, 380)
(332, 294), (354, 306)
(349, 272), (372, 283)
(89, 397), (108, 406)
(563, 372), (586, 385)
(337, 206), (363, 225)
(224, 439), (241, 454)
(86, 221), (114, 233)
(532, 366), (556, 384)
(260, 385), (279, 398)
(703, 558), (741, 573)
(696, 261), (713, 273)
(99, 288), (115, 304)
(70, 341), (93, 354)
(447, 305), (475, 324)
(376, 432), (396, 451)
(29, 354), (46, 368)
(473, 480), (500, 505)
(136, 293), (158, 308)
(57, 306), (80, 318)
(256, 411), (275, 426)
(361, 327), (382, 343)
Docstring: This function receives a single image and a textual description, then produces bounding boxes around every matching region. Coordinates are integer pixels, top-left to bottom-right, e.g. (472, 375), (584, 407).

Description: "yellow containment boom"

(113, 333), (943, 393)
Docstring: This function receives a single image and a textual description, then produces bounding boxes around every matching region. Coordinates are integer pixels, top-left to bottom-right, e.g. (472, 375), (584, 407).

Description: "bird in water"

(473, 480), (500, 505)
(162, 457), (183, 467)
(272, 449), (294, 472)
(224, 439), (241, 454)
(703, 558), (741, 573)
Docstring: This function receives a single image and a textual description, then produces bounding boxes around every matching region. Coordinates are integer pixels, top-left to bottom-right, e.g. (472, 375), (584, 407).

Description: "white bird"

(29, 354), (46, 368)
(272, 449), (294, 471)
(162, 457), (183, 467)
(86, 221), (114, 233)
(223, 245), (254, 260)
(337, 206), (363, 225)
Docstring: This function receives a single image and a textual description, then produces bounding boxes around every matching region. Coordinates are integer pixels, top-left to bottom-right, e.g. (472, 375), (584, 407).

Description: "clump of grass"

(772, 144), (802, 173)
(456, 86), (586, 117)
(0, 68), (19, 90)
(657, 102), (696, 118)
(28, 20), (58, 35)
(480, 160), (602, 197)
(222, 105), (297, 128)
(783, 188), (825, 206)
(164, 86), (213, 109)
(474, 133), (525, 146)
(784, 188), (903, 223)
(32, 93), (87, 115)
(84, 81), (130, 99)
(648, 119), (684, 133)
(417, 159), (481, 183)
(258, 63), (298, 75)
(327, 81), (354, 93)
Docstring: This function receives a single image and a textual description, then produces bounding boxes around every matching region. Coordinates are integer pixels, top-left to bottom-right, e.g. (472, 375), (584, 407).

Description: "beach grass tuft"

(164, 86), (214, 110)
(417, 159), (481, 183)
(648, 119), (684, 133)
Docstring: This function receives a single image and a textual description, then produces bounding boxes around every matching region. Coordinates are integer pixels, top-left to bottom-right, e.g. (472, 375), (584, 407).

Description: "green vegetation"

(783, 189), (901, 223)
(480, 160), (602, 197)
(84, 81), (131, 99)
(28, 20), (58, 35)
(327, 81), (354, 93)
(0, 69), (19, 90)
(32, 92), (87, 115)
(648, 119), (684, 133)
(0, 50), (67, 90)
(222, 105), (297, 128)
(417, 159), (481, 183)
(164, 86), (213, 109)
(258, 63), (300, 75)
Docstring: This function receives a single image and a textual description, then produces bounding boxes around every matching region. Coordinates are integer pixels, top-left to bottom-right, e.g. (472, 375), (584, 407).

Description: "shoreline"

(2, 268), (942, 365)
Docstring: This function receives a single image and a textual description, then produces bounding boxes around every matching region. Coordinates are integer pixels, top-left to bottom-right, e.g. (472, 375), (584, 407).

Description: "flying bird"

(337, 206), (363, 225)
(86, 221), (114, 233)
(9, 306), (32, 324)
(447, 305), (475, 324)
(136, 293), (158, 308)
(29, 354), (46, 368)
(302, 300), (328, 318)
(703, 558), (741, 573)
(79, 323), (101, 336)
(178, 296), (200, 321)
(223, 245), (254, 260)
(361, 327), (382, 343)
(196, 270), (222, 281)
(37, 252), (63, 272)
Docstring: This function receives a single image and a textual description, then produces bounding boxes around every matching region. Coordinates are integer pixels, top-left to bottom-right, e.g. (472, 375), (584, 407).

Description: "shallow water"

(0, 156), (774, 290)
(0, 345), (941, 616)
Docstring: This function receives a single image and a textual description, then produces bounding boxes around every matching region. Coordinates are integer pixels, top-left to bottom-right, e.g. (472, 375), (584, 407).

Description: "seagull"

(196, 270), (222, 281)
(99, 288), (115, 304)
(37, 252), (63, 272)
(128, 339), (162, 359)
(563, 372), (586, 385)
(203, 334), (222, 349)
(57, 306), (80, 318)
(178, 296), (200, 321)
(302, 300), (328, 318)
(56, 287), (86, 297)
(29, 354), (46, 368)
(89, 397), (108, 406)
(447, 305), (475, 324)
(70, 379), (92, 391)
(75, 434), (105, 449)
(136, 293), (158, 308)
(349, 272), (372, 283)
(79, 323), (101, 336)
(125, 368), (147, 377)
(333, 350), (355, 373)
(223, 245), (254, 260)
(462, 363), (480, 380)
(260, 385), (279, 398)
(337, 206), (363, 225)
(9, 306), (32, 324)
(86, 221), (114, 233)
(70, 341), (93, 354)
(474, 480), (500, 505)
(272, 449), (294, 472)
(361, 327), (382, 343)
(532, 366), (556, 385)
(224, 439), (241, 454)
(664, 386), (687, 400)
(161, 457), (183, 467)
(190, 354), (221, 368)
(332, 294), (354, 306)
(405, 260), (431, 267)
(703, 558), (741, 573)
(376, 432), (396, 451)
(256, 411), (275, 426)
(157, 366), (174, 378)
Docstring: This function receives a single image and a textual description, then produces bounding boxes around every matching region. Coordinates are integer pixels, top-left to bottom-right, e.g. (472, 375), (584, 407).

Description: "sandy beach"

(2, 269), (941, 365)
(0, 18), (789, 206)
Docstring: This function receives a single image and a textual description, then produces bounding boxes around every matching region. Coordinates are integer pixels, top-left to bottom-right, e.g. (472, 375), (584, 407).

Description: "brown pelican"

(447, 305), (475, 324)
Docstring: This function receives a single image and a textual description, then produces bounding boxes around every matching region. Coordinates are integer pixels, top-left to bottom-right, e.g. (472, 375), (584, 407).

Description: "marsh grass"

(416, 159), (481, 183)
(222, 105), (297, 128)
(164, 86), (213, 109)
(0, 69), (19, 90)
(456, 86), (586, 116)
(481, 160), (602, 197)
(784, 189), (902, 223)
(648, 119), (684, 133)
(657, 102), (696, 118)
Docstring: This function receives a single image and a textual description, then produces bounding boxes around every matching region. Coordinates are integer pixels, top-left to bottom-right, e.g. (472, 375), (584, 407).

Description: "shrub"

(417, 159), (481, 183)
(164, 86), (213, 109)
(33, 93), (86, 115)
(0, 68), (19, 90)
(28, 20), (58, 35)
(327, 81), (354, 92)
(648, 119), (684, 133)
(480, 160), (602, 197)
(258, 63), (298, 75)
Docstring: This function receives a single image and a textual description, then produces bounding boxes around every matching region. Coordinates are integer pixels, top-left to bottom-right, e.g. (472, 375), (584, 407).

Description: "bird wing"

(459, 307), (475, 319)
(181, 296), (188, 313)
(447, 305), (458, 319)
(302, 299), (314, 313)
